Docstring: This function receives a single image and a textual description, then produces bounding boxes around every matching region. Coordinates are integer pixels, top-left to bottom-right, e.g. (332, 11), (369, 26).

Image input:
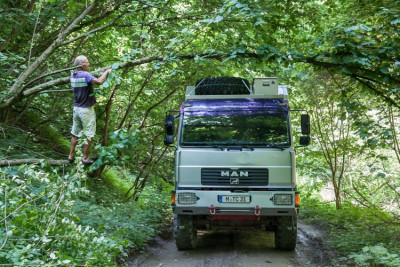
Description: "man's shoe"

(81, 158), (95, 165)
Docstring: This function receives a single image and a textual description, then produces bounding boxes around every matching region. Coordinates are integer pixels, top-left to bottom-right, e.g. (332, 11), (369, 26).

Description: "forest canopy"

(1, 0), (399, 109)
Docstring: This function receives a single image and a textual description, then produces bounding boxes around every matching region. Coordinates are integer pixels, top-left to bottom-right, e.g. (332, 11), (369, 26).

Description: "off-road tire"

(274, 216), (297, 250)
(174, 215), (197, 250)
(195, 77), (250, 95)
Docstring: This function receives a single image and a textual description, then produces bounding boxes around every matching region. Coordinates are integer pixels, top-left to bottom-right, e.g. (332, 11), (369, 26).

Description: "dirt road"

(128, 221), (333, 267)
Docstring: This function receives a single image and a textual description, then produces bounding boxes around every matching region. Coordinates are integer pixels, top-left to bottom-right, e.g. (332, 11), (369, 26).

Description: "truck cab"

(164, 77), (310, 250)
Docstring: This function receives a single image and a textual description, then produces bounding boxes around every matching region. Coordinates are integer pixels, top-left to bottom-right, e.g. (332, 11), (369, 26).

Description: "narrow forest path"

(127, 220), (334, 267)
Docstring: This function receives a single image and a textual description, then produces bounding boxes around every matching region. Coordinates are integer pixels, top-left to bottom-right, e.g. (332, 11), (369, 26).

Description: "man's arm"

(92, 69), (112, 85)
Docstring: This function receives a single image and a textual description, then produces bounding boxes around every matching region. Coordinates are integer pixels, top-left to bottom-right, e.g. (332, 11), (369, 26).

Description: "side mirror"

(164, 135), (174, 145)
(299, 136), (310, 146)
(164, 114), (175, 145)
(165, 114), (175, 135)
(301, 114), (310, 135)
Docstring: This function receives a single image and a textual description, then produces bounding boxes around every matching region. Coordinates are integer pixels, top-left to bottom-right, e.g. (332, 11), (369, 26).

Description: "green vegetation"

(0, 162), (171, 266)
(299, 196), (400, 266)
(0, 0), (399, 265)
(0, 124), (172, 265)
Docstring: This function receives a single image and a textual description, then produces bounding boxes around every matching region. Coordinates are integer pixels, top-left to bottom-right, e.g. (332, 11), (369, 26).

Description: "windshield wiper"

(183, 142), (284, 151)
(181, 142), (212, 146)
(212, 145), (255, 151)
(265, 143), (288, 150)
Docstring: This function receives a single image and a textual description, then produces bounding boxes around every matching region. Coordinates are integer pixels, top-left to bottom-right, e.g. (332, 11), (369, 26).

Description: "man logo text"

(221, 171), (248, 177)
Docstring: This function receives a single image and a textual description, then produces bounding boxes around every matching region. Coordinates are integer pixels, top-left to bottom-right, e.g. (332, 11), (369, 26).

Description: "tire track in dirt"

(127, 220), (333, 267)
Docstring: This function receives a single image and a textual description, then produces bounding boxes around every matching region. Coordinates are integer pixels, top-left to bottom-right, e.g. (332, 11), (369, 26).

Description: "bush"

(0, 164), (123, 265)
(350, 245), (400, 267)
(0, 163), (172, 265)
(73, 177), (172, 255)
(299, 197), (400, 264)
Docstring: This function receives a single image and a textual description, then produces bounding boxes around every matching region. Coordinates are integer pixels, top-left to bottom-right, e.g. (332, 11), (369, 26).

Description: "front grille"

(201, 168), (269, 186)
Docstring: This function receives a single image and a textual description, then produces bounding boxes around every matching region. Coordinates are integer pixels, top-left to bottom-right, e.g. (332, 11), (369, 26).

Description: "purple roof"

(181, 98), (288, 116)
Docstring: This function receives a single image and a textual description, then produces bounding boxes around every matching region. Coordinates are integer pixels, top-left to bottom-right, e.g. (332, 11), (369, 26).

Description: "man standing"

(68, 55), (112, 165)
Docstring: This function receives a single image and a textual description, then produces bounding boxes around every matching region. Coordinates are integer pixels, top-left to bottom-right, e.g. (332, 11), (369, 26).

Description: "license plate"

(218, 195), (251, 203)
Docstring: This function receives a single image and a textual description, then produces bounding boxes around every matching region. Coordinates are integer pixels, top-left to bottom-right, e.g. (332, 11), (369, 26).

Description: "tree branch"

(24, 65), (82, 88)
(119, 70), (155, 129)
(10, 2), (96, 93)
(60, 12), (126, 46)
(352, 76), (400, 109)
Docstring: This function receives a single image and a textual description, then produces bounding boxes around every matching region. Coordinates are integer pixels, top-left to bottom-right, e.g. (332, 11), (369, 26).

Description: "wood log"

(0, 159), (70, 167)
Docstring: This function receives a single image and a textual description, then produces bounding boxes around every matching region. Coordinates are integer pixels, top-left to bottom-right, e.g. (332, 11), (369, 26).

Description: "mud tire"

(195, 77), (250, 95)
(274, 216), (297, 250)
(174, 215), (197, 250)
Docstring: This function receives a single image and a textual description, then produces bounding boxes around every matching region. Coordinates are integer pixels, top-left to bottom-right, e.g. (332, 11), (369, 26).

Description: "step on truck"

(164, 77), (310, 250)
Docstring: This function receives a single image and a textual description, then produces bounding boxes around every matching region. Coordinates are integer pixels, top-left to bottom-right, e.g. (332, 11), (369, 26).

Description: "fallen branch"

(39, 89), (73, 94)
(0, 190), (8, 251)
(0, 159), (69, 167)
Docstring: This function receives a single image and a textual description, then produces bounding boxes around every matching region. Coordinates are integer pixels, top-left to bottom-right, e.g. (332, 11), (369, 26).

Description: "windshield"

(181, 110), (290, 146)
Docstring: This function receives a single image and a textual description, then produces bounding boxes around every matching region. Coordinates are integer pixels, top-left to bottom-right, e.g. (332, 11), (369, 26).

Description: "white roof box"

(253, 77), (278, 94)
(252, 77), (288, 99)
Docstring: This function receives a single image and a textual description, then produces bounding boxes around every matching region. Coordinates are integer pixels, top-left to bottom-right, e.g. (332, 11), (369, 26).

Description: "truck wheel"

(174, 215), (197, 250)
(195, 77), (250, 95)
(274, 216), (297, 250)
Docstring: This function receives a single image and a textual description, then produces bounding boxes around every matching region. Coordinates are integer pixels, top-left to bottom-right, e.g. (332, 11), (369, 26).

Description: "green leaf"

(344, 25), (359, 33)
(390, 18), (400, 25)
(112, 63), (119, 70)
(370, 139), (378, 145)
(214, 15), (224, 23)
(255, 18), (266, 26)
(200, 18), (213, 23)
(377, 172), (386, 178)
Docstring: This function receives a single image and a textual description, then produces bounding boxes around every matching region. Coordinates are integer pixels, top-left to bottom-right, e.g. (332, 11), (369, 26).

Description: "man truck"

(164, 77), (310, 250)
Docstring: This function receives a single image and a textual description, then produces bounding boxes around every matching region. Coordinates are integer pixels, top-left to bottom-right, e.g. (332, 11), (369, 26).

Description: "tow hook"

(209, 205), (216, 215)
(255, 205), (261, 219)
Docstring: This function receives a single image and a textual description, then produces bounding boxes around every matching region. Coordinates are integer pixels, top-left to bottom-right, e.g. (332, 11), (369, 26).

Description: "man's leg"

(82, 138), (93, 162)
(70, 106), (82, 162)
(69, 135), (79, 160)
(81, 106), (96, 164)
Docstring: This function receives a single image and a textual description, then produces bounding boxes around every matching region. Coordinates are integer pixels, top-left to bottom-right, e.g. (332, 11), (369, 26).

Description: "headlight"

(177, 192), (197, 205)
(274, 194), (293, 205)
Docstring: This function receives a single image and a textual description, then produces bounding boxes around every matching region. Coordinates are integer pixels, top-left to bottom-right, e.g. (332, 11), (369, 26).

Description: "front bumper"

(172, 190), (298, 216)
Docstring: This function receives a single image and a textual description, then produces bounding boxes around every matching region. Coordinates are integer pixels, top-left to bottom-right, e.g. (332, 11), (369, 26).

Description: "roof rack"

(185, 77), (288, 100)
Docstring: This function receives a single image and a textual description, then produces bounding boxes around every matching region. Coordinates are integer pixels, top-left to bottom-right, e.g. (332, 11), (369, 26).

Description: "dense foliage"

(299, 197), (400, 266)
(0, 0), (399, 265)
(0, 161), (171, 265)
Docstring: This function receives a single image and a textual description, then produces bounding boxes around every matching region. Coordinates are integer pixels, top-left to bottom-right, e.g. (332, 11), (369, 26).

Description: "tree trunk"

(335, 190), (342, 210)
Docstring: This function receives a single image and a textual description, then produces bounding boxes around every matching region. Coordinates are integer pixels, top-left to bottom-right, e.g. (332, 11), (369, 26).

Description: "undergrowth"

(299, 197), (400, 266)
(0, 163), (172, 266)
(74, 172), (173, 261)
(0, 123), (63, 160)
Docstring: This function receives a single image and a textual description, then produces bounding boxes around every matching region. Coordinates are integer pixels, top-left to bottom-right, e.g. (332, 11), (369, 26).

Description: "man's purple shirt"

(70, 71), (96, 107)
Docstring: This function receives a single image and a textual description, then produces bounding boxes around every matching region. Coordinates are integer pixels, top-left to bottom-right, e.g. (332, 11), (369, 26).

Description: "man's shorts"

(71, 106), (96, 138)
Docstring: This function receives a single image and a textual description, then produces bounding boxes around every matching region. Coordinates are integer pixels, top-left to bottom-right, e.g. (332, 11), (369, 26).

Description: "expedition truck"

(164, 77), (310, 250)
